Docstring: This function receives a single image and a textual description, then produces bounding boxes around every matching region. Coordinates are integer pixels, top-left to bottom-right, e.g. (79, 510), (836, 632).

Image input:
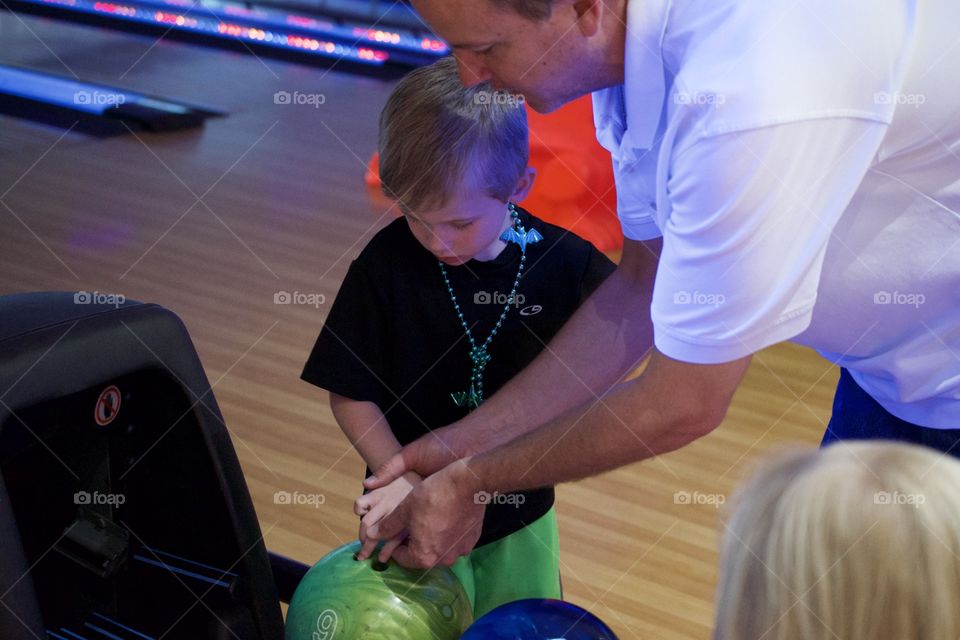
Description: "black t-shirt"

(302, 207), (615, 546)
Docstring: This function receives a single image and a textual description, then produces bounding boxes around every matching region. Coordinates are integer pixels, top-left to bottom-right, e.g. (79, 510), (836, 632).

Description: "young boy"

(301, 57), (614, 618)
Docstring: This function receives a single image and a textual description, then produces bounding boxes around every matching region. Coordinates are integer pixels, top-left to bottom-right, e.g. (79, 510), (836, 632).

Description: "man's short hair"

(378, 56), (528, 213)
(491, 0), (554, 20)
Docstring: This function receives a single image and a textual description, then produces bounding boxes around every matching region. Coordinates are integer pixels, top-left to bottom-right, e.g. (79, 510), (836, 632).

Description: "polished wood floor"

(0, 15), (834, 638)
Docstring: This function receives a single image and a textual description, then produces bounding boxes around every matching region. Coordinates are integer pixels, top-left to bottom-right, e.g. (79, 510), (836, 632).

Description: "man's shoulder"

(666, 0), (903, 134)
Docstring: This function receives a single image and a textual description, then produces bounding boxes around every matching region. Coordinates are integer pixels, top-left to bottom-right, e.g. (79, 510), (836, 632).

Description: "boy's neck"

(472, 206), (517, 262)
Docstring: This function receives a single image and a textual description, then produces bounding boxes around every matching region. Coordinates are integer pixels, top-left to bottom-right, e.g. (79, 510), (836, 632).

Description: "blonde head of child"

(715, 441), (960, 640)
(378, 56), (535, 266)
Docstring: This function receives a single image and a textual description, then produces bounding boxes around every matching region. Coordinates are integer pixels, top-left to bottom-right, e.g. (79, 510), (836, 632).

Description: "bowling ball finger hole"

(351, 552), (389, 571)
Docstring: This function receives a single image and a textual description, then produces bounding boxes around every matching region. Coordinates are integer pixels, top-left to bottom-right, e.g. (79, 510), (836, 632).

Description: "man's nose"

(455, 53), (493, 87)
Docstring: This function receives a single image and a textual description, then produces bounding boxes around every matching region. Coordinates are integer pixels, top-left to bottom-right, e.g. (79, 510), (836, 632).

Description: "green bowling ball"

(284, 541), (472, 640)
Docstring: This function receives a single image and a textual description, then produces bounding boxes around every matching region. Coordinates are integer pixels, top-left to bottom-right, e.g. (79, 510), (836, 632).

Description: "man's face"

(412, 0), (604, 113)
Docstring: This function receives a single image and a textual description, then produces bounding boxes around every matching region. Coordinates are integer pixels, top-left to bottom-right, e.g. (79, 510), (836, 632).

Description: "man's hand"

(365, 458), (485, 568)
(363, 425), (463, 491)
(354, 471), (422, 561)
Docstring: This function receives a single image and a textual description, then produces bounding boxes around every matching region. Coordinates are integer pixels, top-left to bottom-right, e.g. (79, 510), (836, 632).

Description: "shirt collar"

(593, 0), (672, 159)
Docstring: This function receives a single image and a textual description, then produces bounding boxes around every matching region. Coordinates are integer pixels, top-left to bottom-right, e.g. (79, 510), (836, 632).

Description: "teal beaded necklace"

(439, 203), (543, 410)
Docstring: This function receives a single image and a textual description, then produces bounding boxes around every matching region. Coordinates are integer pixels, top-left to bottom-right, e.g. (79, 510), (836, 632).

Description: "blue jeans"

(821, 369), (960, 456)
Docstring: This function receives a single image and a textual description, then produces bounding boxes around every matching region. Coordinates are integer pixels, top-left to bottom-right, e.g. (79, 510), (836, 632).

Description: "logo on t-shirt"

(519, 305), (543, 316)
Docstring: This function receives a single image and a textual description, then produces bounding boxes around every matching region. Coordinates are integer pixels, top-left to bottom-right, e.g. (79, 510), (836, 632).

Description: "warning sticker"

(94, 385), (122, 426)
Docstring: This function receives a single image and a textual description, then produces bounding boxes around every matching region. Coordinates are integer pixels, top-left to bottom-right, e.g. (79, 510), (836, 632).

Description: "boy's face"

(403, 182), (514, 266)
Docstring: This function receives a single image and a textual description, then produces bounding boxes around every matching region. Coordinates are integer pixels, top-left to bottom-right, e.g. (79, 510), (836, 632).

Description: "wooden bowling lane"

(0, 14), (833, 639)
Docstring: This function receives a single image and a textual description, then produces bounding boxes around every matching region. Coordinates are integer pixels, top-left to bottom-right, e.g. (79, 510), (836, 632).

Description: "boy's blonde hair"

(378, 56), (528, 214)
(715, 441), (960, 640)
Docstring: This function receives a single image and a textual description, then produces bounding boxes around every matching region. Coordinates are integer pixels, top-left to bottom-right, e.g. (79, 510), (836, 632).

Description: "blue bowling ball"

(460, 598), (619, 639)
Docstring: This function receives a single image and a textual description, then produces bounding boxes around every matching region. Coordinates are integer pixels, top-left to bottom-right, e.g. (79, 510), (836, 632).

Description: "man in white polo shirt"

(357, 0), (960, 568)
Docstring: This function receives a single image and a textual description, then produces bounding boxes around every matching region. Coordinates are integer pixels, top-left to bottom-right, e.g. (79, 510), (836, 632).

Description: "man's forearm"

(455, 239), (661, 455)
(461, 352), (752, 493)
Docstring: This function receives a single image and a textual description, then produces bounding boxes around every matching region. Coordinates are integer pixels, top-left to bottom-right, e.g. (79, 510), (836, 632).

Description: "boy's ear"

(509, 166), (538, 203)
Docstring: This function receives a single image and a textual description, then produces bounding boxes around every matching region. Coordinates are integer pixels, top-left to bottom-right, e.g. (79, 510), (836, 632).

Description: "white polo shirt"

(593, 0), (960, 428)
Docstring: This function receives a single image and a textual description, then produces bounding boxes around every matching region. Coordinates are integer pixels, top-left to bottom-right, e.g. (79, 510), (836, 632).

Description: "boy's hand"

(363, 426), (463, 491)
(354, 470), (422, 560)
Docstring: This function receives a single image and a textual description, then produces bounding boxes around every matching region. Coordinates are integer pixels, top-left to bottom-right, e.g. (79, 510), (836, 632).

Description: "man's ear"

(509, 166), (538, 202)
(572, 0), (604, 37)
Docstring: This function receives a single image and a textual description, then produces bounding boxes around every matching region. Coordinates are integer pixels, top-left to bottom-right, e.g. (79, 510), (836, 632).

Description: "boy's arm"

(366, 237), (661, 486)
(329, 393), (422, 556)
(329, 393), (403, 471)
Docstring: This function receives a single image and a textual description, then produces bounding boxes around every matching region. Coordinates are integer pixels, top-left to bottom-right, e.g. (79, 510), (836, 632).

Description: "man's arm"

(367, 349), (751, 567)
(461, 237), (661, 450)
(366, 237), (662, 485)
(463, 349), (751, 492)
